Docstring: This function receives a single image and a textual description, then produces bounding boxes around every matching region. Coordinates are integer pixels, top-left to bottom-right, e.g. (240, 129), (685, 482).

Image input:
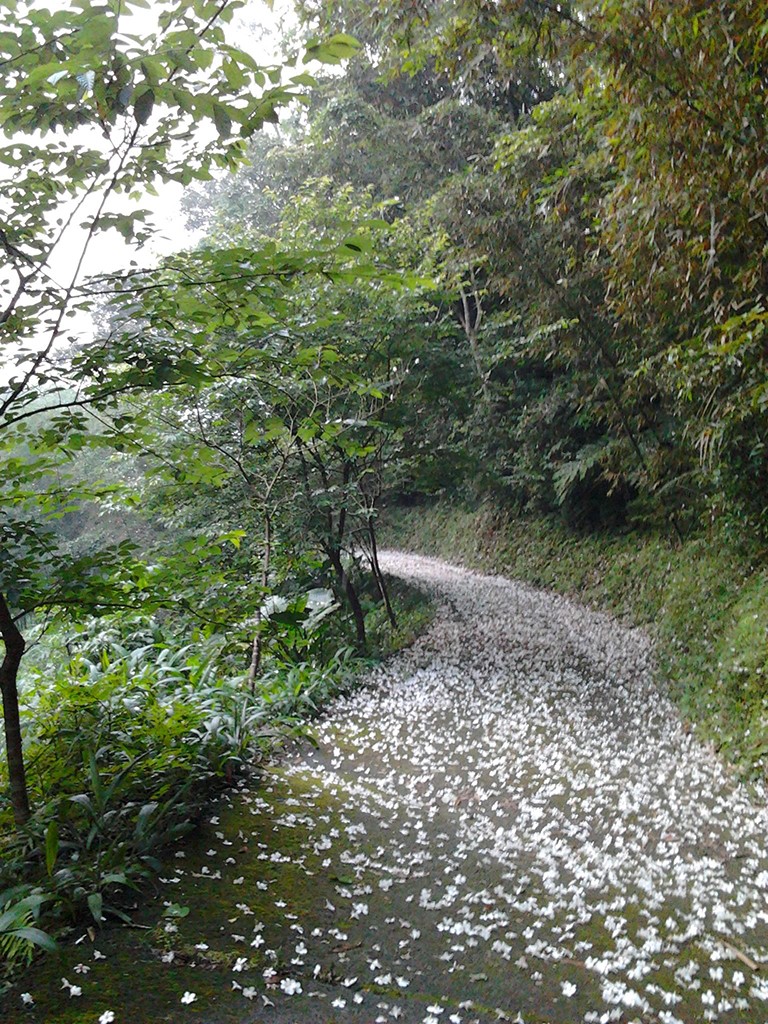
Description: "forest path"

(10, 552), (768, 1024)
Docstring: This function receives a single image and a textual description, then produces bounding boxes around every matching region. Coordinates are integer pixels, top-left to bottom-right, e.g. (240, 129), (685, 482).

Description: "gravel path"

(10, 552), (768, 1024)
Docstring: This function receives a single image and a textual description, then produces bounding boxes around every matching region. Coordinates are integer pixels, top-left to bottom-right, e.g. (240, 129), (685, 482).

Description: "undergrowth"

(383, 501), (768, 787)
(0, 574), (433, 981)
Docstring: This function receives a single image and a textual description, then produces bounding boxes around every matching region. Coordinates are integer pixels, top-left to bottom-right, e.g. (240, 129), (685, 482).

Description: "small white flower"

(21, 993), (34, 1006)
(332, 997), (347, 1008)
(180, 991), (197, 1005)
(280, 977), (302, 995)
(243, 987), (257, 1000)
(561, 980), (577, 998)
(73, 963), (90, 974)
(233, 957), (248, 972)
(99, 1013), (116, 1024)
(93, 949), (106, 960)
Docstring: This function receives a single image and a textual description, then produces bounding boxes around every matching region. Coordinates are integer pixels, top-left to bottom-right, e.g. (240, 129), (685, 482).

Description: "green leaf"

(139, 57), (165, 87)
(87, 748), (105, 808)
(77, 14), (114, 51)
(304, 33), (361, 65)
(11, 926), (57, 952)
(222, 60), (248, 90)
(341, 234), (374, 254)
(101, 873), (128, 886)
(289, 72), (316, 88)
(162, 903), (190, 918)
(45, 820), (58, 877)
(87, 892), (103, 924)
(133, 88), (154, 125)
(213, 103), (232, 138)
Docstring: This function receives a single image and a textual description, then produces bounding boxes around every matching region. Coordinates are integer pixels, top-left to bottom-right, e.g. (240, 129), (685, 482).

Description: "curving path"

(11, 553), (768, 1024)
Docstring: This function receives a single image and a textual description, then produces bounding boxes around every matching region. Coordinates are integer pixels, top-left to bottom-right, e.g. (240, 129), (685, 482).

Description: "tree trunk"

(247, 513), (272, 694)
(0, 592), (30, 826)
(327, 547), (367, 651)
(368, 518), (397, 628)
(458, 282), (491, 405)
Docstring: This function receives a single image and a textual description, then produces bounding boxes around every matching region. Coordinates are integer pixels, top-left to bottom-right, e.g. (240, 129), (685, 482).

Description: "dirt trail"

(7, 553), (768, 1024)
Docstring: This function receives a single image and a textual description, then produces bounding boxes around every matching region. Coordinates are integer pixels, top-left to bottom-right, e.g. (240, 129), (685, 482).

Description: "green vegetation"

(0, 571), (430, 980)
(2, 0), (768, 980)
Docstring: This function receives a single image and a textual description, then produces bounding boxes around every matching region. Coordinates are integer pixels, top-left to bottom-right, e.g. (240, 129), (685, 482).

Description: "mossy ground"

(1, 767), (354, 1023)
(382, 501), (768, 784)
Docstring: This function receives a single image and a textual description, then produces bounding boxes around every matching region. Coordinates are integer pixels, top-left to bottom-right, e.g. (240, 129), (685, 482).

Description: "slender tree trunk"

(368, 518), (397, 628)
(458, 283), (491, 405)
(0, 592), (29, 826)
(247, 513), (272, 694)
(327, 546), (367, 651)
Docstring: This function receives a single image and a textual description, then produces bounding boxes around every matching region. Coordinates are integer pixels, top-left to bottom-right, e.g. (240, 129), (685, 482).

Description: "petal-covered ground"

(8, 553), (768, 1024)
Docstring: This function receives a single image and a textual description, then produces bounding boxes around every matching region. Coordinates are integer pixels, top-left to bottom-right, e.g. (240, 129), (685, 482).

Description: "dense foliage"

(291, 0), (768, 536)
(2, 0), (768, 970)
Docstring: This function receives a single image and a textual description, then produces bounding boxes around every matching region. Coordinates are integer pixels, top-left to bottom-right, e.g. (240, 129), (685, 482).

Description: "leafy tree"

(0, 0), (359, 825)
(291, 0), (768, 534)
(137, 183), (431, 658)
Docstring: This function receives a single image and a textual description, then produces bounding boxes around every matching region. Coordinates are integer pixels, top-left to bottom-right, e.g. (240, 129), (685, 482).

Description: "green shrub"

(0, 625), (357, 967)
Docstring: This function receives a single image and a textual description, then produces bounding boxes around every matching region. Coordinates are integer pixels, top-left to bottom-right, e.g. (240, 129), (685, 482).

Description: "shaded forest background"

(2, 0), (768, 966)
